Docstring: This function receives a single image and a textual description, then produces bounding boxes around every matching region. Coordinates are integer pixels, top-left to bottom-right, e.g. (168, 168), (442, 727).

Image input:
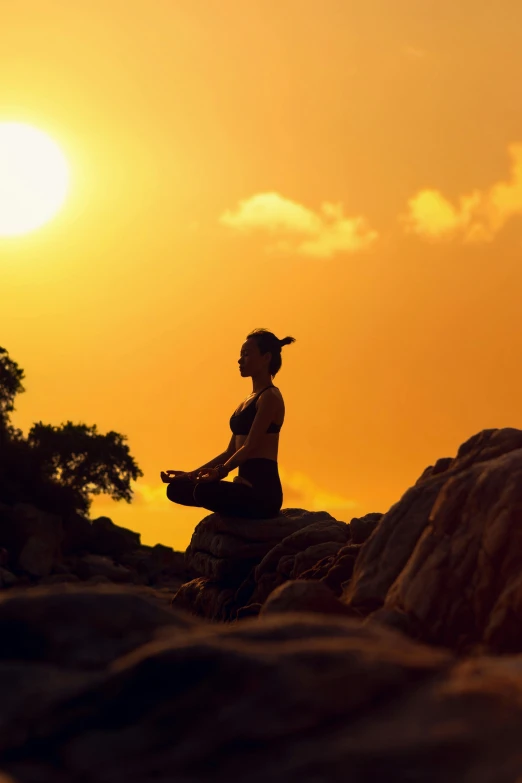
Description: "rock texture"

(343, 427), (522, 654)
(2, 592), (522, 782)
(175, 509), (378, 620)
(0, 502), (192, 596)
(5, 427), (522, 780)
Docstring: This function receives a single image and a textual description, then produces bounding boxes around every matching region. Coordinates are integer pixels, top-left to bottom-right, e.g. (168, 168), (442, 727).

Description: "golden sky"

(2, 0), (522, 550)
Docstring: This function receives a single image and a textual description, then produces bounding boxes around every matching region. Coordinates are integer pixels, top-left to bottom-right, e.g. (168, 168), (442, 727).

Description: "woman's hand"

(160, 470), (197, 483)
(195, 467), (220, 482)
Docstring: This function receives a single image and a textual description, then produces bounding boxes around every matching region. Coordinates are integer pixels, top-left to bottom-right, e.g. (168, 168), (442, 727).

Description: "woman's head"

(239, 329), (296, 378)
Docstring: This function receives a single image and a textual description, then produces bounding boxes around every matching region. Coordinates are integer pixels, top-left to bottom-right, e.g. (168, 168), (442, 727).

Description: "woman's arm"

(221, 445), (254, 475)
(194, 434), (235, 472)
(195, 450), (232, 472)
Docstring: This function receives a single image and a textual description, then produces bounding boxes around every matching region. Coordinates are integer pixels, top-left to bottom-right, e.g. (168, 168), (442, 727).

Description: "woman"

(161, 328), (295, 519)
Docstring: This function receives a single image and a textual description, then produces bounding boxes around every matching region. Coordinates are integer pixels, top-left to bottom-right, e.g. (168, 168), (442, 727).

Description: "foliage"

(0, 346), (143, 517)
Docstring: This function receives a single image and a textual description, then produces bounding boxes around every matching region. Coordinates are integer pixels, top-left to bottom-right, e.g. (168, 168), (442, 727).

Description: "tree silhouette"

(27, 421), (143, 514)
(0, 345), (143, 516)
(0, 345), (25, 440)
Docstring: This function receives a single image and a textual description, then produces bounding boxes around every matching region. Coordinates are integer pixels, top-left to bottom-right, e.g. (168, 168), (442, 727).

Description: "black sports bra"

(230, 385), (282, 435)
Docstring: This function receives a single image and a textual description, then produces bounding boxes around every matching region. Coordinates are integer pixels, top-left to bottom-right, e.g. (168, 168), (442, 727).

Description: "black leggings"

(166, 458), (283, 519)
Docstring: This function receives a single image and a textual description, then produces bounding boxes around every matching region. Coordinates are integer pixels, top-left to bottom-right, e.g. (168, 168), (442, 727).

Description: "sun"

(0, 121), (70, 237)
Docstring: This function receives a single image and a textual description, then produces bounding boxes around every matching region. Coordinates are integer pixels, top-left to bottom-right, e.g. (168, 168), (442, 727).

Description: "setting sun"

(0, 121), (69, 237)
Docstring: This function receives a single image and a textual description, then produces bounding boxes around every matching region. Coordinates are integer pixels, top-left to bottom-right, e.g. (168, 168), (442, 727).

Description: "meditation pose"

(161, 328), (295, 518)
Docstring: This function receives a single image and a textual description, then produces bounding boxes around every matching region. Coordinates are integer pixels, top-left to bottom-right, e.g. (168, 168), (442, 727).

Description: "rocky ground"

(2, 426), (522, 781)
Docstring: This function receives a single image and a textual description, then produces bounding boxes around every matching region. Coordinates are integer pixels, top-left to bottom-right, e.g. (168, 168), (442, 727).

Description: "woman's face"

(238, 339), (270, 376)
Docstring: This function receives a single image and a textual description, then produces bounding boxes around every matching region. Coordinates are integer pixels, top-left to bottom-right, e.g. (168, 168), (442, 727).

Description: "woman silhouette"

(162, 329), (296, 519)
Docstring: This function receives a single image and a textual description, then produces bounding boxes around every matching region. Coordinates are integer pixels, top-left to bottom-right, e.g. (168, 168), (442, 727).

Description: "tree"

(0, 345), (25, 439)
(0, 345), (143, 516)
(27, 421), (144, 515)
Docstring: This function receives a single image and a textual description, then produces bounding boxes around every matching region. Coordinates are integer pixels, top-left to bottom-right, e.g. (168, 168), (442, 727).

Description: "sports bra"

(230, 385), (282, 435)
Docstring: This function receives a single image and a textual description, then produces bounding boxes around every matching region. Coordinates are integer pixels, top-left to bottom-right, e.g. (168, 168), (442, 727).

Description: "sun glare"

(0, 121), (70, 237)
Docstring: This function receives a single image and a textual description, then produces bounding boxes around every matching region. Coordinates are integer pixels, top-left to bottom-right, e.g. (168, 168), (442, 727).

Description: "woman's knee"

(166, 478), (196, 505)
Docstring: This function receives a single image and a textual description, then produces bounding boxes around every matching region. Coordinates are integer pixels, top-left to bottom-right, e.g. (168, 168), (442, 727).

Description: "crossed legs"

(166, 476), (278, 519)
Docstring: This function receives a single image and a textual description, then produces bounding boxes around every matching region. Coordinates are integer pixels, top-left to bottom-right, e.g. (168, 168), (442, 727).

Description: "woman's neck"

(251, 376), (274, 394)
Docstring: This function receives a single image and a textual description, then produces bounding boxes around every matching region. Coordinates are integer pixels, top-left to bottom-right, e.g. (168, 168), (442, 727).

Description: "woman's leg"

(166, 476), (279, 518)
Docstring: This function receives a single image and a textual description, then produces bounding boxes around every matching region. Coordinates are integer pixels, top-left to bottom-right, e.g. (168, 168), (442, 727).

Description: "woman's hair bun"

(279, 336), (296, 348)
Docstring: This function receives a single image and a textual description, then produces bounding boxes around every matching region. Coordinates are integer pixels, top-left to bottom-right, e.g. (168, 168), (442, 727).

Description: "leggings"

(166, 458), (283, 519)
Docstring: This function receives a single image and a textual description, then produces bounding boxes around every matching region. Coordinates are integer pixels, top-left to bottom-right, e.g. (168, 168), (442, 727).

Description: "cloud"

(278, 465), (361, 520)
(399, 143), (522, 243)
(219, 192), (378, 258)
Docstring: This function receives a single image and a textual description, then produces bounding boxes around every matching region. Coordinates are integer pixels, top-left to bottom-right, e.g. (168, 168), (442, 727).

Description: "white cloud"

(399, 143), (522, 243)
(219, 192), (378, 258)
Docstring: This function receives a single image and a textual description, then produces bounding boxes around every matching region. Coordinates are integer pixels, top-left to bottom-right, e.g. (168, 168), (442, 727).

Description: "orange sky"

(2, 0), (522, 550)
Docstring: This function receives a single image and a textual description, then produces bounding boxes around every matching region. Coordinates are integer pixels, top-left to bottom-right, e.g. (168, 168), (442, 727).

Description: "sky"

(2, 0), (522, 551)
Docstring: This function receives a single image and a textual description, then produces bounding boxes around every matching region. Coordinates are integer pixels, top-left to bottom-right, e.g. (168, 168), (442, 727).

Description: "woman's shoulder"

(258, 386), (284, 406)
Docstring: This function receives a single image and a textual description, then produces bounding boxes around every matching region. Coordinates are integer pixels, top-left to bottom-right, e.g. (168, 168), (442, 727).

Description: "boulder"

(301, 544), (363, 596)
(0, 583), (195, 670)
(89, 516), (141, 559)
(2, 504), (64, 577)
(185, 509), (340, 584)
(261, 579), (357, 618)
(344, 427), (522, 654)
(250, 518), (350, 605)
(73, 555), (133, 584)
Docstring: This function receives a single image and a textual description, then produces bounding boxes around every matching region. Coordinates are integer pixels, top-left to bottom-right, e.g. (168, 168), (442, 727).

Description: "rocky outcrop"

(343, 427), (522, 654)
(0, 502), (191, 595)
(260, 579), (358, 617)
(3, 588), (522, 782)
(174, 509), (377, 620)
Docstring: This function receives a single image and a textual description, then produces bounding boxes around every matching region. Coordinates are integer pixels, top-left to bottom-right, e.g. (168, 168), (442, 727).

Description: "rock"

(73, 555), (133, 583)
(40, 574), (81, 585)
(344, 427), (522, 654)
(301, 544), (363, 596)
(0, 584), (196, 670)
(89, 516), (141, 559)
(0, 504), (63, 577)
(261, 580), (358, 618)
(251, 519), (350, 605)
(0, 568), (18, 588)
(235, 603), (262, 620)
(119, 544), (188, 585)
(172, 577), (236, 621)
(348, 512), (383, 544)
(61, 512), (94, 554)
(344, 427), (522, 615)
(290, 541), (344, 579)
(0, 612), (454, 782)
(185, 509), (341, 584)
(0, 660), (101, 755)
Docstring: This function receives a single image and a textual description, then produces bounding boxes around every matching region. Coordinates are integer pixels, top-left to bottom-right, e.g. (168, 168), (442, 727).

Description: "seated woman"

(161, 328), (295, 519)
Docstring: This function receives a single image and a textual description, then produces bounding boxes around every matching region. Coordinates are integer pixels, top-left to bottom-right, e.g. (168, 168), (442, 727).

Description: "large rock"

(0, 584), (195, 670)
(250, 518), (350, 605)
(344, 428), (522, 613)
(185, 508), (340, 584)
(6, 610), (522, 782)
(172, 577), (236, 621)
(260, 579), (357, 618)
(119, 544), (189, 585)
(72, 554), (133, 583)
(0, 504), (64, 577)
(344, 427), (522, 654)
(300, 543), (363, 596)
(89, 516), (141, 558)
